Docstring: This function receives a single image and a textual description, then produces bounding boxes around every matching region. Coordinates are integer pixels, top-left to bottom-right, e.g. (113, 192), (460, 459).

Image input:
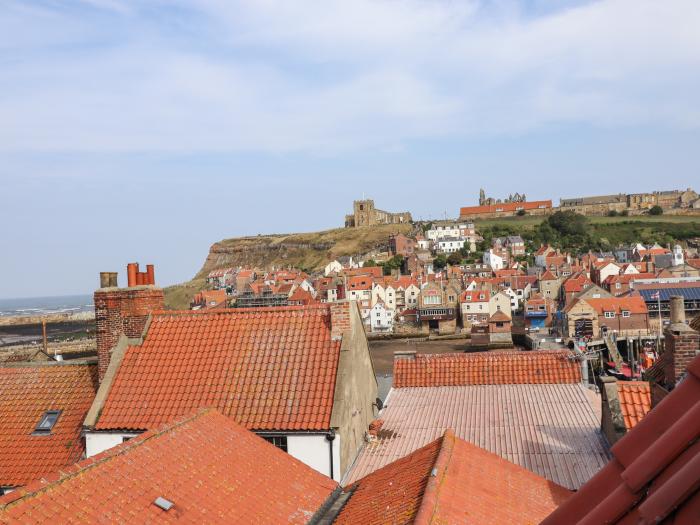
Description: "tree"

(649, 205), (663, 216)
(607, 210), (619, 217)
(546, 210), (589, 236)
(516, 209), (527, 216)
(363, 259), (379, 267)
(447, 252), (462, 266)
(433, 254), (448, 270)
(620, 210), (629, 217)
(381, 255), (404, 275)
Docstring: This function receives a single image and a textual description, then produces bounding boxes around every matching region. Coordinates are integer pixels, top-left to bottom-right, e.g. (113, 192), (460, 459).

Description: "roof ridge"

(150, 304), (331, 316)
(414, 429), (456, 525)
(0, 408), (213, 510)
(0, 358), (97, 369)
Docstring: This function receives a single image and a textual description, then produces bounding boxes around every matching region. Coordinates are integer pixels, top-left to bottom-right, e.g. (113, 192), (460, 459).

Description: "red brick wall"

(330, 301), (352, 341)
(94, 287), (164, 381)
(665, 330), (700, 384)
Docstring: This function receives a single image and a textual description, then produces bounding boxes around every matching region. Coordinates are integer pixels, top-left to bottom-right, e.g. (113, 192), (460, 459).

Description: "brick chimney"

(94, 263), (164, 382)
(662, 295), (700, 386)
(330, 301), (353, 341)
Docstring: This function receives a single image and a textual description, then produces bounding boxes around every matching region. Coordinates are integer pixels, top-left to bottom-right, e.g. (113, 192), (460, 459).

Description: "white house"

(436, 238), (467, 254)
(370, 300), (394, 332)
(372, 283), (396, 310)
(84, 301), (378, 482)
(324, 260), (343, 276)
(483, 249), (505, 270)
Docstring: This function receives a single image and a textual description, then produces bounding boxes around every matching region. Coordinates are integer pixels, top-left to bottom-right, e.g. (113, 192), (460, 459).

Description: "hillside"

(164, 223), (413, 309)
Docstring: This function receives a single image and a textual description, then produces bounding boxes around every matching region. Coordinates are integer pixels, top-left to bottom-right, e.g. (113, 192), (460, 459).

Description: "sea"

(0, 294), (94, 317)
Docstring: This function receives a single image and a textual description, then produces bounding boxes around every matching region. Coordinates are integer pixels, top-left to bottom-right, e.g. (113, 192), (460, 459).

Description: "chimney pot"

(146, 264), (155, 286)
(100, 272), (112, 289)
(669, 296), (686, 325)
(127, 263), (138, 287)
(109, 272), (118, 287)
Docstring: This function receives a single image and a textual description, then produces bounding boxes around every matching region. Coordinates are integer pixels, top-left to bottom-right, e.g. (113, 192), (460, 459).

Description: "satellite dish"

(374, 397), (384, 410)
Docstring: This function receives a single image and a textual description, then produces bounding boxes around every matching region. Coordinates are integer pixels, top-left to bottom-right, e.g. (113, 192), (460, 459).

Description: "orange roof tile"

(93, 306), (341, 431)
(393, 351), (581, 387)
(542, 354), (700, 525)
(585, 296), (648, 315)
(0, 361), (98, 487)
(0, 410), (337, 523)
(460, 290), (491, 303)
(617, 381), (652, 430)
(539, 270), (558, 281)
(336, 430), (571, 525)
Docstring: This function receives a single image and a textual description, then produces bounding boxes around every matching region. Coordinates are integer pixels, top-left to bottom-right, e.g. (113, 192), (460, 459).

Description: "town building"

(205, 267), (235, 289)
(460, 199), (552, 220)
(344, 199), (412, 228)
(483, 249), (505, 270)
(416, 280), (460, 334)
(388, 233), (415, 257)
(564, 296), (650, 339)
(190, 289), (228, 310)
(346, 351), (610, 490)
(524, 293), (555, 330)
(86, 268), (377, 481)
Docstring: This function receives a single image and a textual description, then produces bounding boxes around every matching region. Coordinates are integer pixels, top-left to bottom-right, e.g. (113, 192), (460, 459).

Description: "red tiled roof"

(460, 290), (491, 303)
(0, 410), (337, 523)
(94, 306), (341, 431)
(604, 273), (656, 285)
(0, 361), (98, 487)
(617, 381), (652, 430)
(585, 296), (648, 315)
(542, 354), (700, 525)
(348, 275), (374, 290)
(337, 429), (571, 525)
(539, 270), (558, 281)
(460, 200), (552, 216)
(393, 351), (581, 387)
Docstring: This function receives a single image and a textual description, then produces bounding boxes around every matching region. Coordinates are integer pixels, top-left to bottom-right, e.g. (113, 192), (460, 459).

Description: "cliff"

(164, 224), (413, 309)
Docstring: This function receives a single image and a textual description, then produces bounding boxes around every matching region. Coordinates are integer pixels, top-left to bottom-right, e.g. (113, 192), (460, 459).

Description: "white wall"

(287, 433), (341, 481)
(86, 431), (139, 457)
(86, 430), (342, 481)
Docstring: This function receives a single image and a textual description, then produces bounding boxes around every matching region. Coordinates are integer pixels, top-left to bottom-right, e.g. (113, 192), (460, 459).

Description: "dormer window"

(33, 410), (61, 435)
(622, 310), (631, 318)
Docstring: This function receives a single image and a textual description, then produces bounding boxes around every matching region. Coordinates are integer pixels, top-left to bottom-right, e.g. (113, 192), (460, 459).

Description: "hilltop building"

(344, 199), (412, 228)
(560, 188), (699, 215)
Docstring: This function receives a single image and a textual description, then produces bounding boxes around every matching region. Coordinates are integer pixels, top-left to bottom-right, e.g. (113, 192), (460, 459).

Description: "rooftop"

(92, 305), (341, 432)
(393, 351), (581, 388)
(0, 360), (98, 488)
(345, 383), (610, 489)
(336, 430), (571, 525)
(0, 410), (337, 523)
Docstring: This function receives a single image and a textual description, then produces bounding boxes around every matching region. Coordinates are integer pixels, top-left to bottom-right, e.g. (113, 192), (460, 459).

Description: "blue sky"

(1, 0), (699, 299)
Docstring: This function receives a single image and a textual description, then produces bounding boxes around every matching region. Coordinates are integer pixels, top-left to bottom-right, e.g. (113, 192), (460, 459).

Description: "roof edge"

(0, 358), (97, 369)
(83, 334), (141, 429)
(413, 429), (456, 525)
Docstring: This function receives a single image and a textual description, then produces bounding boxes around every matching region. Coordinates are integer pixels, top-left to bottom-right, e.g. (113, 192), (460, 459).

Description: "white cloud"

(1, 0), (699, 154)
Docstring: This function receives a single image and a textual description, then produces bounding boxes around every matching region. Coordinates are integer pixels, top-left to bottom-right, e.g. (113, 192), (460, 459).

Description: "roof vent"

(154, 497), (174, 511)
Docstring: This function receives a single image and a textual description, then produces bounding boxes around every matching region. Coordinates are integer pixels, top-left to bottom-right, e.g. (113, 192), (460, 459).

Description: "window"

(263, 435), (288, 452)
(616, 283), (621, 289)
(605, 311), (615, 319)
(424, 295), (440, 305)
(622, 310), (631, 318)
(122, 436), (133, 443)
(33, 410), (61, 435)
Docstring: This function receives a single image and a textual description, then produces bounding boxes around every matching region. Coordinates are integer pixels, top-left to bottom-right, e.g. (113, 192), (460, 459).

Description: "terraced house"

(83, 269), (378, 481)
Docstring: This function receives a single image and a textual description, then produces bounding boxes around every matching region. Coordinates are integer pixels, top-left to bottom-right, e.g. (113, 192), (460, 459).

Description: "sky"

(1, 0), (699, 299)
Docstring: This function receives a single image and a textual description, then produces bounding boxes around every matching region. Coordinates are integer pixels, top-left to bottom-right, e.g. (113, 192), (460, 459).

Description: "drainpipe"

(326, 430), (336, 480)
